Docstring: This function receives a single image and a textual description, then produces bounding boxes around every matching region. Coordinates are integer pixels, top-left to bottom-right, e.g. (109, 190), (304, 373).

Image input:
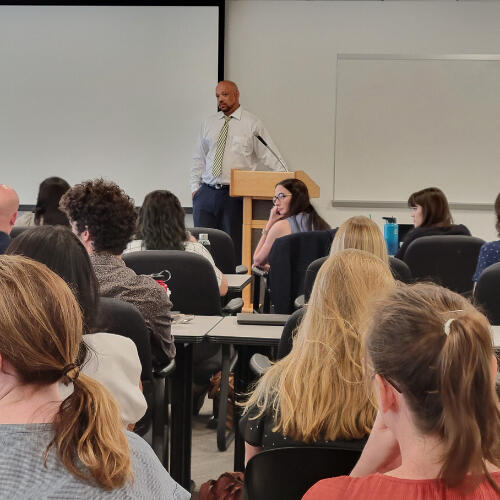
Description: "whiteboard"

(0, 5), (219, 207)
(333, 55), (500, 207)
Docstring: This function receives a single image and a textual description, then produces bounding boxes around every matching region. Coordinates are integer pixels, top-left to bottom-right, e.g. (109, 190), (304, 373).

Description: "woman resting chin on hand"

(252, 178), (329, 268)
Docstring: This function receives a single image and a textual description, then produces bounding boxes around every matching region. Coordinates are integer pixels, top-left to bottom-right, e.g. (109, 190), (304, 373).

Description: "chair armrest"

(235, 264), (248, 274)
(251, 266), (268, 278)
(249, 353), (272, 377)
(294, 295), (305, 310)
(222, 297), (244, 315)
(153, 358), (176, 379)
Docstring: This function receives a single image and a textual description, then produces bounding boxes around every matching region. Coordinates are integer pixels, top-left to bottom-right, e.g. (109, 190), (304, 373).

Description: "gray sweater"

(0, 423), (190, 499)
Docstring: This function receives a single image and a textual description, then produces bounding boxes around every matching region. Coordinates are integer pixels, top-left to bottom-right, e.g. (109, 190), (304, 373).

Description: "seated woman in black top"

(395, 187), (471, 260)
(240, 249), (395, 464)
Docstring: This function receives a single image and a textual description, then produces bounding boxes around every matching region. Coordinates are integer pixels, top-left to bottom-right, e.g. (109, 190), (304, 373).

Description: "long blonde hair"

(0, 255), (132, 490)
(330, 216), (388, 262)
(243, 249), (395, 443)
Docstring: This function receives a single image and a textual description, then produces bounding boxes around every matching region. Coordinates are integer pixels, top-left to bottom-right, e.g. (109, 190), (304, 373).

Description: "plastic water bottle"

(383, 217), (398, 256)
(198, 233), (211, 254)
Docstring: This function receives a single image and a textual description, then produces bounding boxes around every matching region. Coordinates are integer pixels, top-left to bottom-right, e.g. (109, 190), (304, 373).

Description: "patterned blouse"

(90, 253), (175, 364)
(473, 239), (500, 282)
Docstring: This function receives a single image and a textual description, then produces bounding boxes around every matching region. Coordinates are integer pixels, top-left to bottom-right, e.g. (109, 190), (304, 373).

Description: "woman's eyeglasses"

(272, 193), (291, 205)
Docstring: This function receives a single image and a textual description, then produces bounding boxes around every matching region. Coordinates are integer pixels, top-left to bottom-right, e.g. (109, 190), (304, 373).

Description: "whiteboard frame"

(332, 53), (500, 210)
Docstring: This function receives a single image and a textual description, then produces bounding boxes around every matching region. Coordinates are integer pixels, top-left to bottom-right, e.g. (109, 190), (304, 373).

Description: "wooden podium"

(230, 170), (320, 310)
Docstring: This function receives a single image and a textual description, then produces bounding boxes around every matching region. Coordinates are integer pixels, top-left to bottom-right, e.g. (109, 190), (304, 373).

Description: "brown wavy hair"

(137, 190), (187, 250)
(276, 178), (330, 231)
(0, 255), (132, 489)
(243, 249), (395, 442)
(60, 179), (136, 254)
(408, 187), (452, 227)
(365, 283), (500, 493)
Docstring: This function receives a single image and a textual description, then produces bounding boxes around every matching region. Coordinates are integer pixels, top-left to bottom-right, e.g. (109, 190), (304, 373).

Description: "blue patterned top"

(473, 239), (500, 282)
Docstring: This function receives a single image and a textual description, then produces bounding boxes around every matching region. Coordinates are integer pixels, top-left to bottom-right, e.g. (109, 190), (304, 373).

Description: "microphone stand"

(255, 134), (288, 172)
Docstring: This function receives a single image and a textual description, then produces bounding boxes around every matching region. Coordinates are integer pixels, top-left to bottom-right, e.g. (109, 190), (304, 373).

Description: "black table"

(169, 316), (223, 489)
(206, 316), (283, 470)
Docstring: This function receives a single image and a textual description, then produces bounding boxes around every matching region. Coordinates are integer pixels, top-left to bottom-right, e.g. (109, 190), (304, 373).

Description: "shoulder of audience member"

(125, 432), (189, 498)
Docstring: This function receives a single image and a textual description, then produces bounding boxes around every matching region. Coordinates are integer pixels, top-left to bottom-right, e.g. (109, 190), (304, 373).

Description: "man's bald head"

(216, 80), (240, 116)
(0, 185), (19, 234)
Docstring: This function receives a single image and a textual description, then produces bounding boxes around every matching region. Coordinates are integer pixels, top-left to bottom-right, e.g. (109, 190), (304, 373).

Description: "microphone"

(254, 133), (288, 172)
(255, 134), (268, 147)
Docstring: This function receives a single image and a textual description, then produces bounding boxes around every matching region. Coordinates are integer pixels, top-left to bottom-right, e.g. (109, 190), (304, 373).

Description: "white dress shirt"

(190, 106), (286, 192)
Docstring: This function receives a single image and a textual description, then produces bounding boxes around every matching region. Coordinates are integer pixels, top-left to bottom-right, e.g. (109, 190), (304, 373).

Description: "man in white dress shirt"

(190, 80), (285, 263)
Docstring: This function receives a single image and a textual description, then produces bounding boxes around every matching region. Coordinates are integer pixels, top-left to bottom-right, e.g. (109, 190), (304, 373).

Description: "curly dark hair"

(276, 178), (330, 231)
(60, 179), (137, 255)
(34, 176), (70, 226)
(137, 190), (187, 250)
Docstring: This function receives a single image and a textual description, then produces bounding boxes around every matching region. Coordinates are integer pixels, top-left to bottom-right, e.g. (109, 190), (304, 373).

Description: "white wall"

(225, 0), (500, 241)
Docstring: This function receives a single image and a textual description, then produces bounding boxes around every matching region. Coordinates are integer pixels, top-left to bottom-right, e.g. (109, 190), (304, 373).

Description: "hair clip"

(443, 310), (463, 336)
(443, 318), (455, 336)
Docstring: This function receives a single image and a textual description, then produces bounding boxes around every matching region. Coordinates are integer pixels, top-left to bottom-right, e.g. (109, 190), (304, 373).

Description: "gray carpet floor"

(190, 396), (235, 498)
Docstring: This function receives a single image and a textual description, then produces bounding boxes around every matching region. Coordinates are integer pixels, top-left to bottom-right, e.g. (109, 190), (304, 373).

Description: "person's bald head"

(0, 185), (19, 234)
(216, 80), (240, 116)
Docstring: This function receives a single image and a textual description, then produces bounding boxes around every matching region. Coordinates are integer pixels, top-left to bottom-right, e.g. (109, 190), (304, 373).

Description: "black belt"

(204, 183), (230, 190)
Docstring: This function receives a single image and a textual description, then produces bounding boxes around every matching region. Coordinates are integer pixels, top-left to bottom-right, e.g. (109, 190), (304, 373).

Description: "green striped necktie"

(212, 115), (231, 178)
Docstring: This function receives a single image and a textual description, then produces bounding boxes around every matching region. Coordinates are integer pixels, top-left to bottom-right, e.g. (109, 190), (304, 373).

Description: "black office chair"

(277, 307), (306, 360)
(302, 256), (327, 305)
(294, 254), (412, 310)
(123, 250), (243, 315)
(475, 262), (500, 325)
(187, 227), (247, 274)
(249, 307), (305, 378)
(95, 297), (174, 463)
(253, 230), (337, 314)
(96, 297), (153, 381)
(403, 235), (484, 294)
(243, 446), (362, 500)
(10, 225), (30, 239)
(388, 256), (412, 283)
(123, 250), (242, 450)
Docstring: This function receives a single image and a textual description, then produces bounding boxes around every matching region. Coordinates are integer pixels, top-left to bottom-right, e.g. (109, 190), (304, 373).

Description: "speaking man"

(190, 80), (286, 262)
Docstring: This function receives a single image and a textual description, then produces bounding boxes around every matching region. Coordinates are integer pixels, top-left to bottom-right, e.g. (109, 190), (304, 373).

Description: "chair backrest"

(10, 225), (30, 239)
(388, 256), (412, 283)
(303, 256), (412, 304)
(303, 257), (327, 303)
(403, 235), (484, 294)
(277, 307), (306, 359)
(268, 229), (337, 314)
(123, 250), (222, 315)
(475, 262), (500, 325)
(243, 446), (362, 500)
(95, 297), (153, 381)
(187, 227), (236, 274)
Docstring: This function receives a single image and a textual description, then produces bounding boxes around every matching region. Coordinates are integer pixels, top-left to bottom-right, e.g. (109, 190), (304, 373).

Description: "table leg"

(216, 343), (234, 451)
(234, 345), (250, 471)
(170, 342), (193, 490)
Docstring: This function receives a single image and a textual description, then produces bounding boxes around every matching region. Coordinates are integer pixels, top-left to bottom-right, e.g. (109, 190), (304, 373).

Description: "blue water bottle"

(383, 217), (398, 256)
